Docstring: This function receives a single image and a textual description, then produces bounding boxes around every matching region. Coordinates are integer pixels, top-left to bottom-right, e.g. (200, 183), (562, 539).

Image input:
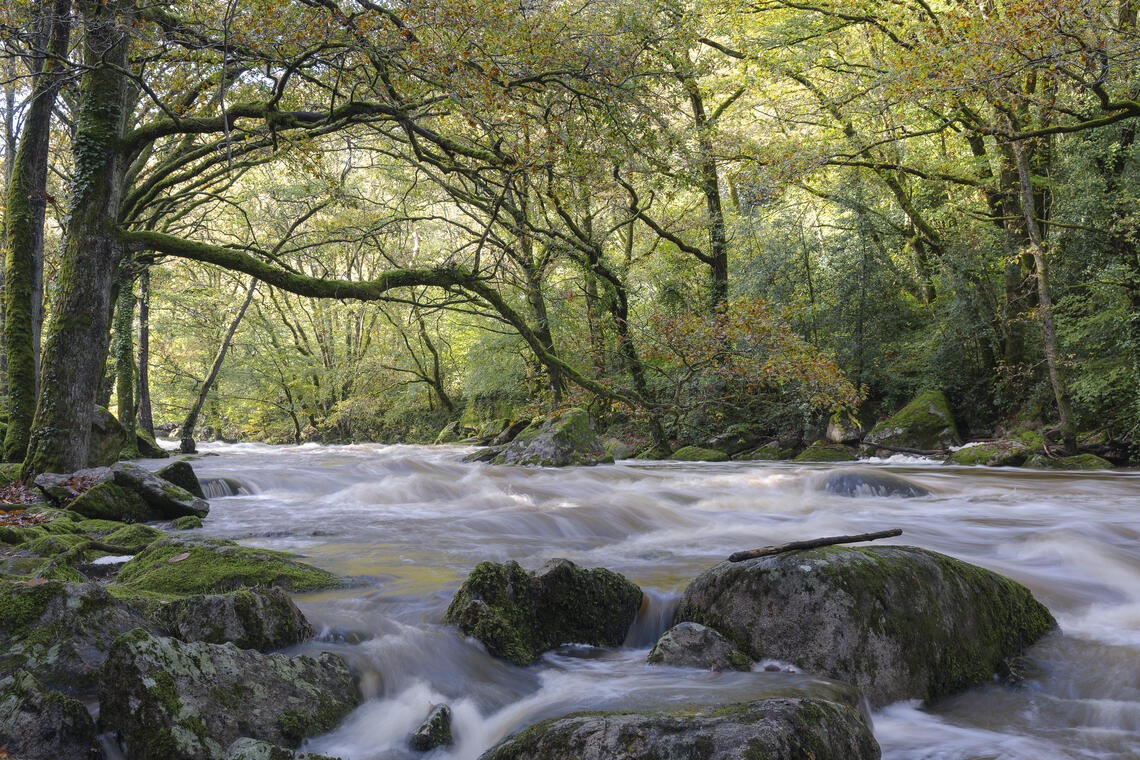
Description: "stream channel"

(160, 442), (1140, 759)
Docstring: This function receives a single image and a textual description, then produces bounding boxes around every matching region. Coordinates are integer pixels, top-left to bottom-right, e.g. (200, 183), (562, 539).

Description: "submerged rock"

(444, 558), (643, 665)
(478, 697), (879, 760)
(99, 629), (360, 760)
(647, 622), (750, 671)
(864, 390), (960, 453)
(160, 587), (313, 651)
(409, 704), (453, 751)
(114, 535), (341, 596)
(820, 469), (931, 498)
(0, 670), (98, 760)
(156, 460), (206, 498)
(674, 546), (1056, 706)
(225, 738), (341, 760)
(491, 409), (612, 467)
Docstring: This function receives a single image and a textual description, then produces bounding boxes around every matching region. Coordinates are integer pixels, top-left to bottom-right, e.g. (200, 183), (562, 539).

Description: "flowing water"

(170, 442), (1140, 759)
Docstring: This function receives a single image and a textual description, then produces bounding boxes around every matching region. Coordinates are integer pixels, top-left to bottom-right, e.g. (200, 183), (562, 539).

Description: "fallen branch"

(728, 528), (903, 562)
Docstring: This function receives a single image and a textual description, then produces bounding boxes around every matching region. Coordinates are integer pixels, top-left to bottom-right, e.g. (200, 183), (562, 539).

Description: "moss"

(1023, 453), (1113, 470)
(0, 580), (65, 635)
(793, 443), (857, 462)
(173, 515), (202, 530)
(104, 524), (165, 553)
(28, 532), (89, 557)
(945, 441), (1028, 467)
(0, 462), (22, 487)
(114, 537), (341, 596)
(277, 693), (346, 746)
(68, 481), (150, 522)
(670, 446), (729, 462)
(866, 389), (959, 450)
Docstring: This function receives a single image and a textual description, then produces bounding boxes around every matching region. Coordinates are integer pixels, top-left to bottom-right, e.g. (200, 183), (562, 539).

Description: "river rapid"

(173, 442), (1140, 760)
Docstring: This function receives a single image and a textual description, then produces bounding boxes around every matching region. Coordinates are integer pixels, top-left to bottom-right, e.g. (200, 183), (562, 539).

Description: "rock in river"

(647, 622), (751, 671)
(820, 469), (931, 498)
(445, 558), (643, 665)
(160, 586), (314, 651)
(674, 545), (1056, 706)
(491, 408), (612, 467)
(99, 629), (361, 760)
(478, 697), (879, 760)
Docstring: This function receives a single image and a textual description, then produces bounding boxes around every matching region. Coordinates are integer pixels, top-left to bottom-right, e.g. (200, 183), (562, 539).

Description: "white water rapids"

(170, 442), (1140, 759)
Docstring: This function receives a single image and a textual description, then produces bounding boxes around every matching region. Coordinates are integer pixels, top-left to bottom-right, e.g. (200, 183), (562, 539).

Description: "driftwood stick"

(728, 528), (903, 563)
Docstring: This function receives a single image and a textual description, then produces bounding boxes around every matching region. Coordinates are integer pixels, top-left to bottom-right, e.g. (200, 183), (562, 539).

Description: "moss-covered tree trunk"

(114, 265), (138, 458)
(23, 0), (132, 477)
(3, 0), (72, 462)
(136, 267), (154, 438)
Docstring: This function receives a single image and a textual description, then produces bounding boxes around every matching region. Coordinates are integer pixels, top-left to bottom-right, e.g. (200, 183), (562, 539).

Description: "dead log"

(728, 528), (903, 563)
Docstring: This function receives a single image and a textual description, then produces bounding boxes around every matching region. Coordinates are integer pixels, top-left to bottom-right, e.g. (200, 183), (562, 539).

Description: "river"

(173, 442), (1140, 759)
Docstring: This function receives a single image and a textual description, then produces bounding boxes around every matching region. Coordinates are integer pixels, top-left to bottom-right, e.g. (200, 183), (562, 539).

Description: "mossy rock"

(67, 481), (151, 522)
(674, 545), (1056, 707)
(136, 430), (170, 459)
(647, 622), (751, 671)
(90, 405), (128, 468)
(114, 536), (342, 597)
(864, 390), (960, 452)
(174, 515), (203, 530)
(225, 738), (342, 760)
(945, 441), (1030, 467)
(0, 669), (99, 760)
(104, 524), (166, 553)
(160, 587), (313, 651)
(409, 704), (453, 752)
(156, 460), (205, 499)
(0, 462), (22, 488)
(734, 444), (794, 461)
(1023, 453), (1114, 470)
(444, 558), (643, 665)
(479, 697), (878, 760)
(670, 445), (729, 462)
(491, 408), (613, 467)
(793, 442), (857, 462)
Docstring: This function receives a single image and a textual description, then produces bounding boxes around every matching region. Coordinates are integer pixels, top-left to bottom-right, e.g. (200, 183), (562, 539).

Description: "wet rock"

(820, 469), (931, 498)
(444, 558), (643, 665)
(174, 515), (203, 530)
(0, 580), (154, 696)
(491, 419), (530, 446)
(161, 587), (314, 651)
(225, 738), (341, 760)
(945, 441), (1031, 467)
(114, 536), (342, 596)
(200, 477), (250, 498)
(0, 670), (99, 760)
(90, 405), (128, 467)
(863, 390), (960, 454)
(478, 697), (879, 760)
(1023, 453), (1114, 470)
(99, 629), (360, 760)
(793, 442), (857, 462)
(463, 445), (505, 464)
(670, 445), (729, 462)
(136, 430), (170, 459)
(491, 409), (612, 467)
(67, 481), (151, 522)
(647, 622), (750, 671)
(156, 460), (206, 498)
(111, 462), (209, 518)
(674, 545), (1056, 707)
(409, 704), (453, 751)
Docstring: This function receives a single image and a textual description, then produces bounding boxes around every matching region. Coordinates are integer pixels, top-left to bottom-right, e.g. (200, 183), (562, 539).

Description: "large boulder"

(673, 546), (1056, 707)
(864, 390), (960, 453)
(160, 587), (314, 651)
(647, 622), (750, 671)
(34, 467), (113, 506)
(156, 460), (206, 498)
(112, 462), (210, 518)
(444, 558), (643, 665)
(33, 461), (209, 520)
(99, 629), (361, 760)
(136, 430), (170, 458)
(945, 441), (1031, 467)
(0, 580), (154, 695)
(819, 469), (931, 498)
(478, 697), (879, 760)
(0, 670), (99, 760)
(114, 536), (342, 596)
(491, 409), (612, 467)
(67, 481), (151, 522)
(794, 442), (857, 462)
(90, 405), (128, 467)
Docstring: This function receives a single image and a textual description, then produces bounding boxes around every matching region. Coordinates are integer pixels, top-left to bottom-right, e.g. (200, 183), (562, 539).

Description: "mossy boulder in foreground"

(491, 408), (612, 467)
(0, 669), (99, 760)
(444, 558), (643, 665)
(114, 535), (342, 596)
(674, 546), (1056, 707)
(99, 628), (361, 760)
(160, 587), (314, 651)
(478, 697), (879, 760)
(864, 389), (960, 453)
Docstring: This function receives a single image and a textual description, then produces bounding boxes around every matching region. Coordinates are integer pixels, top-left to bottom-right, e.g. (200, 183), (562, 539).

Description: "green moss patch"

(1023, 453), (1114, 470)
(670, 446), (730, 462)
(794, 443), (857, 462)
(68, 482), (150, 522)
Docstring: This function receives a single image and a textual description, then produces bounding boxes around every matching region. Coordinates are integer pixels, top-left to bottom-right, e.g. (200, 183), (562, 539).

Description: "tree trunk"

(136, 267), (154, 437)
(114, 266), (138, 457)
(1013, 140), (1077, 455)
(3, 0), (72, 462)
(180, 278), (257, 453)
(23, 0), (131, 477)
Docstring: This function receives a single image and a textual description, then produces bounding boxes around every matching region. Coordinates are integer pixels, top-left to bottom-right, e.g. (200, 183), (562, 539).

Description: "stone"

(647, 622), (750, 671)
(600, 437), (640, 460)
(174, 515), (203, 530)
(0, 580), (154, 696)
(491, 419), (530, 446)
(409, 704), (453, 751)
(111, 462), (210, 518)
(733, 443), (794, 461)
(1023, 453), (1114, 470)
(863, 390), (960, 453)
(491, 409), (612, 467)
(99, 629), (361, 760)
(945, 441), (1031, 467)
(435, 420), (473, 444)
(225, 738), (341, 760)
(33, 467), (112, 506)
(114, 536), (342, 596)
(670, 445), (730, 462)
(136, 430), (170, 458)
(705, 424), (763, 455)
(793, 442), (857, 462)
(674, 545), (1056, 707)
(826, 415), (865, 444)
(819, 469), (931, 498)
(444, 558), (643, 665)
(463, 446), (504, 464)
(0, 670), (98, 760)
(156, 460), (206, 498)
(160, 587), (314, 651)
(90, 405), (128, 467)
(67, 481), (151, 522)
(478, 697), (879, 760)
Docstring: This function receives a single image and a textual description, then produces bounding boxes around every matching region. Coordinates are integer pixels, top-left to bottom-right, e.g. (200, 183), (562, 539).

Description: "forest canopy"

(1, 0), (1138, 470)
